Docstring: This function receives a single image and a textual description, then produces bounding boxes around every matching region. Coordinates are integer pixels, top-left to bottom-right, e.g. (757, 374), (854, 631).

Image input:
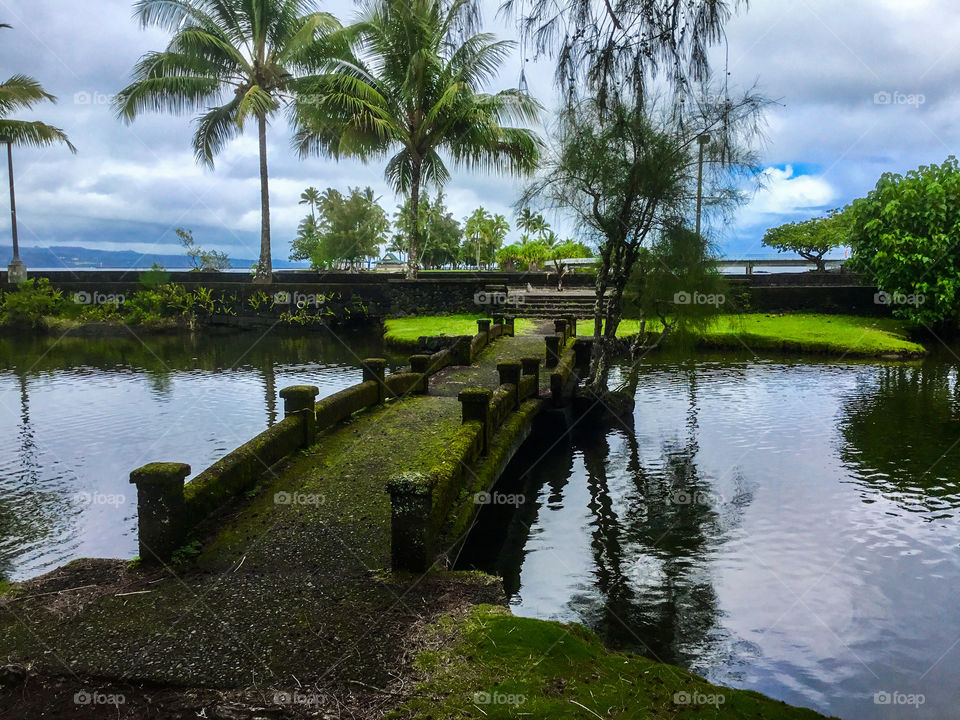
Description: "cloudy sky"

(1, 0), (958, 263)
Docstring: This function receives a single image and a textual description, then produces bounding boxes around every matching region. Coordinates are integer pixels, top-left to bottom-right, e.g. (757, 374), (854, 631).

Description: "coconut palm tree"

(299, 186), (321, 220)
(0, 25), (76, 281)
(114, 0), (339, 283)
(292, 0), (542, 279)
(516, 207), (547, 244)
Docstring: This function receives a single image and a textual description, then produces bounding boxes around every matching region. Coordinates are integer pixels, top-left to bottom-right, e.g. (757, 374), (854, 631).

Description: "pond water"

(460, 351), (960, 720)
(0, 328), (398, 581)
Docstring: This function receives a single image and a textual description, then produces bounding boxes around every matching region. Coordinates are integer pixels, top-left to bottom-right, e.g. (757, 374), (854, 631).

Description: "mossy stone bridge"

(0, 315), (590, 695)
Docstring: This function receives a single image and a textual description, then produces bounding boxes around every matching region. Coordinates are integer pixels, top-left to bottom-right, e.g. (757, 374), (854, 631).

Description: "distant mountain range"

(0, 245), (308, 270)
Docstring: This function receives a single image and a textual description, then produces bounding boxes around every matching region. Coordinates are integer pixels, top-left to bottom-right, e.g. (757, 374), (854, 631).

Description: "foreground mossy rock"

(392, 605), (833, 719)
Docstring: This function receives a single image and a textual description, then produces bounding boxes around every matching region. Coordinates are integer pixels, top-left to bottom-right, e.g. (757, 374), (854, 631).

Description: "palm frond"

(115, 50), (224, 120)
(235, 84), (277, 129)
(0, 119), (76, 153)
(192, 94), (241, 165)
(0, 75), (57, 116)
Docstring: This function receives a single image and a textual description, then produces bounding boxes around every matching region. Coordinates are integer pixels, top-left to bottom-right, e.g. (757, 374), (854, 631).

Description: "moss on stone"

(391, 605), (833, 719)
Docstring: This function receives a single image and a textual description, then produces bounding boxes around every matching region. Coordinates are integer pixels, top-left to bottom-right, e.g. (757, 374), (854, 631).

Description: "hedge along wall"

(128, 319), (506, 564)
(1, 269), (886, 321)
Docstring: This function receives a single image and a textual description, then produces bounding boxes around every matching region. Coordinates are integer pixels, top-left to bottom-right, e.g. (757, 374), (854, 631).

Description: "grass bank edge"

(618, 313), (927, 358)
(383, 314), (537, 349)
(390, 604), (834, 719)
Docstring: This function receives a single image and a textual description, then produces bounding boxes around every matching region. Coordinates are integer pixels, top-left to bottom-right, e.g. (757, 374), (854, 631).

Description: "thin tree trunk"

(6, 142), (19, 262)
(254, 113), (272, 284)
(407, 161), (422, 280)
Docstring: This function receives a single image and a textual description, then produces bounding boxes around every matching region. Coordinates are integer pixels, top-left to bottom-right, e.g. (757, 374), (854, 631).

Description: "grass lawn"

(390, 604), (830, 719)
(615, 313), (926, 357)
(384, 314), (537, 348)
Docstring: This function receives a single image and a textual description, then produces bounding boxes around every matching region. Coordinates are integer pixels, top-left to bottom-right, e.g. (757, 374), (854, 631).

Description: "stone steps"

(507, 294), (607, 318)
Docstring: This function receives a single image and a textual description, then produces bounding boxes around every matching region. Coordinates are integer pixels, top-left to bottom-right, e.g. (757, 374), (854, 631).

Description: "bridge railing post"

(409, 354), (432, 393)
(574, 339), (592, 371)
(362, 358), (387, 403)
(280, 384), (320, 446)
(565, 315), (577, 337)
(477, 318), (492, 345)
(497, 361), (522, 408)
(386, 471), (435, 573)
(503, 316), (515, 337)
(545, 335), (562, 368)
(129, 462), (191, 564)
(521, 356), (540, 393)
(553, 319), (569, 344)
(459, 388), (493, 454)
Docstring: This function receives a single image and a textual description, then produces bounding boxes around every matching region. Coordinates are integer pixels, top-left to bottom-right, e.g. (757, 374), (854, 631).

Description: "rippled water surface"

(0, 329), (396, 581)
(462, 352), (960, 720)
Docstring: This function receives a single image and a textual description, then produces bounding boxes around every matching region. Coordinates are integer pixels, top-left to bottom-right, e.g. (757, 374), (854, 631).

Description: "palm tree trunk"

(254, 113), (272, 284)
(407, 160), (422, 280)
(7, 141), (19, 261)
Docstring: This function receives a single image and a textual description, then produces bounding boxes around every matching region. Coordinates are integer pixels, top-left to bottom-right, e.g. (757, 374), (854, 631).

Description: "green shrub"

(0, 279), (65, 327)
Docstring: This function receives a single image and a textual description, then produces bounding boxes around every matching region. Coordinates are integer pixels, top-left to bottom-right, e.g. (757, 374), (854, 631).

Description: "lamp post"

(696, 133), (711, 237)
(3, 138), (26, 284)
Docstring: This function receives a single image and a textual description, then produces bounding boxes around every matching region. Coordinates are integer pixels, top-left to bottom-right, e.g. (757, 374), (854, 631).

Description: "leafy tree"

(292, 187), (389, 269)
(848, 157), (960, 328)
(762, 209), (849, 272)
(0, 25), (76, 273)
(524, 95), (762, 391)
(176, 228), (231, 271)
(114, 0), (339, 283)
(496, 243), (524, 271)
(547, 239), (593, 290)
(292, 0), (542, 279)
(465, 207), (510, 268)
(624, 225), (728, 348)
(393, 191), (462, 269)
(290, 214), (322, 265)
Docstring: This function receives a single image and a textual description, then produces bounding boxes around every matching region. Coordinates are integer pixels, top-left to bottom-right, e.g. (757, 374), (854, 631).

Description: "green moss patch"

(392, 605), (833, 719)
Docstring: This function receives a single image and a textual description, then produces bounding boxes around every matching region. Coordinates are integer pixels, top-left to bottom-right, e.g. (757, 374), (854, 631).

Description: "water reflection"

(462, 352), (960, 719)
(0, 328), (399, 581)
(840, 362), (960, 514)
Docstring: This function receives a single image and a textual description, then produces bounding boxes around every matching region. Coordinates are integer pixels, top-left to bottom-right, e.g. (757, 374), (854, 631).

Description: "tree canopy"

(290, 186), (389, 269)
(762, 210), (849, 272)
(849, 156), (960, 328)
(292, 0), (542, 278)
(114, 0), (339, 281)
